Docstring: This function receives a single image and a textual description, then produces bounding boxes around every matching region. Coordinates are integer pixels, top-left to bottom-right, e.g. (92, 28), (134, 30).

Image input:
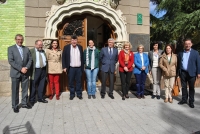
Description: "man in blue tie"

(8, 34), (32, 113)
(100, 38), (118, 99)
(177, 38), (200, 108)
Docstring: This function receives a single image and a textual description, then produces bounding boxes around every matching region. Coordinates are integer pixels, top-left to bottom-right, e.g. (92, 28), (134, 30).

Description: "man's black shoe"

(101, 95), (105, 99)
(77, 96), (83, 100)
(38, 99), (48, 103)
(22, 105), (32, 109)
(29, 102), (35, 107)
(92, 95), (96, 99)
(88, 95), (91, 99)
(13, 106), (19, 113)
(70, 96), (74, 100)
(157, 96), (160, 100)
(178, 100), (187, 105)
(109, 95), (114, 99)
(189, 103), (195, 108)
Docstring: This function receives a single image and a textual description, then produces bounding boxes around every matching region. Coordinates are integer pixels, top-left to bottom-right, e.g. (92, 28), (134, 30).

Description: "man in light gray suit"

(100, 38), (118, 99)
(8, 34), (32, 113)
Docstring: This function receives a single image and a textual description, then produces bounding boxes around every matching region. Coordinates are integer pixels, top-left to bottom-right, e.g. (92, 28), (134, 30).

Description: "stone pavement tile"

(52, 127), (65, 134)
(0, 97), (11, 113)
(107, 124), (123, 134)
(0, 96), (7, 103)
(93, 118), (107, 128)
(40, 124), (53, 134)
(75, 125), (88, 134)
(29, 128), (41, 134)
(85, 120), (98, 129)
(98, 126), (112, 134)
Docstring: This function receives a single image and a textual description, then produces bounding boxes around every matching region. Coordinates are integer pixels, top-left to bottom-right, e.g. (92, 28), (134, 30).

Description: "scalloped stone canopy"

(44, 1), (128, 41)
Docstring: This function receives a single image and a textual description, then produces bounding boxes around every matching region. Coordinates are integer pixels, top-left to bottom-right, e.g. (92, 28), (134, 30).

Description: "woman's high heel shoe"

(49, 95), (53, 100)
(125, 95), (129, 98)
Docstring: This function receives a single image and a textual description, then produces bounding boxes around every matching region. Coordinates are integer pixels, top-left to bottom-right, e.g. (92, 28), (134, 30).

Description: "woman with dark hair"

(84, 40), (100, 99)
(46, 39), (62, 100)
(159, 44), (177, 103)
(148, 41), (163, 99)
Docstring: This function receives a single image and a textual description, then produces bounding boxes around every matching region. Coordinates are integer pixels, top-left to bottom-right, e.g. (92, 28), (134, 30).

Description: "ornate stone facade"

(45, 0), (128, 43)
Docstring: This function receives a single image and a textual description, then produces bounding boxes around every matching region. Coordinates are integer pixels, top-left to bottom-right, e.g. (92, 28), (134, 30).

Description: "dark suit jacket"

(62, 44), (84, 72)
(178, 49), (200, 77)
(30, 48), (48, 80)
(8, 44), (32, 78)
(100, 47), (118, 73)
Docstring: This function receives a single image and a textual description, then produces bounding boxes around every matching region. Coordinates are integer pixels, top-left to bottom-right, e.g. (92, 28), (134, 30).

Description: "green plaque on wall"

(137, 13), (143, 25)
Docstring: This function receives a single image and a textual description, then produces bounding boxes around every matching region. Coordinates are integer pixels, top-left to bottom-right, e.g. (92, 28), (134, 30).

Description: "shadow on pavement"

(3, 121), (35, 134)
(159, 92), (200, 134)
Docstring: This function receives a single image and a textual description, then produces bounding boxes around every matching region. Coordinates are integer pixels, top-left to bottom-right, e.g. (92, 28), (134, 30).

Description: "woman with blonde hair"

(159, 44), (177, 103)
(118, 42), (134, 100)
(133, 45), (149, 99)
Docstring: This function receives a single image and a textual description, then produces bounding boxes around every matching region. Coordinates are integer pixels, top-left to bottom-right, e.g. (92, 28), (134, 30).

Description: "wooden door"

(57, 17), (87, 92)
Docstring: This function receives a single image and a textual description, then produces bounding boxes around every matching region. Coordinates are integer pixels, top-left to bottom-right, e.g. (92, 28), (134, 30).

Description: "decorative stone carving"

(43, 39), (52, 49)
(110, 0), (120, 9)
(115, 41), (125, 51)
(56, 0), (66, 5)
(100, 0), (109, 6)
(0, 0), (6, 4)
(45, 2), (127, 41)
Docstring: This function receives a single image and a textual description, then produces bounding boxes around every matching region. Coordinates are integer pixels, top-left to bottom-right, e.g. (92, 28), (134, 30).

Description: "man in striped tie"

(29, 40), (48, 106)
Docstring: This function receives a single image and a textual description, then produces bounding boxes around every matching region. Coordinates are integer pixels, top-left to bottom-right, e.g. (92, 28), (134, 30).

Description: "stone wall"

(25, 0), (57, 47)
(0, 0), (25, 59)
(0, 60), (11, 96)
(117, 0), (150, 51)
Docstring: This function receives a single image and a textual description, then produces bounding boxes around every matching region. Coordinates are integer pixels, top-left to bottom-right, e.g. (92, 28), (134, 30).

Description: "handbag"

(45, 81), (51, 96)
(172, 77), (180, 96)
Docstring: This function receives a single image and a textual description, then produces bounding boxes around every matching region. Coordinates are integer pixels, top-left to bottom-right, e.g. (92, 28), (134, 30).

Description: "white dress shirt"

(70, 45), (81, 67)
(35, 48), (46, 68)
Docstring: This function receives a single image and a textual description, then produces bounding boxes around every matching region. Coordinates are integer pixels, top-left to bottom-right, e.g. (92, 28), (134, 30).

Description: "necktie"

(109, 48), (112, 58)
(39, 52), (44, 68)
(19, 47), (23, 60)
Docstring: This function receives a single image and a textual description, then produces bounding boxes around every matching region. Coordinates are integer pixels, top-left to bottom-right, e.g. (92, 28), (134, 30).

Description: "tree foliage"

(150, 0), (200, 53)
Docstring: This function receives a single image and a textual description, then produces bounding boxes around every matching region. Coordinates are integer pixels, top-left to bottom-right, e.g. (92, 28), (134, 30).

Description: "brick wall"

(0, 0), (25, 60)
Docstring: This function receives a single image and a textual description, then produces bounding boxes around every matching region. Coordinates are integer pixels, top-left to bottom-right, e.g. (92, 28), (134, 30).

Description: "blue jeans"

(135, 71), (147, 96)
(85, 68), (99, 95)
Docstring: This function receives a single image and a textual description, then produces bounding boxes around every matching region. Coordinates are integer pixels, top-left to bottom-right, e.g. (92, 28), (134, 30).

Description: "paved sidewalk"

(0, 87), (200, 134)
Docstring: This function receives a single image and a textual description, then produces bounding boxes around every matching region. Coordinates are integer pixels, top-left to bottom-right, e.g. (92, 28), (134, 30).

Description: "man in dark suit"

(62, 35), (84, 100)
(30, 40), (48, 105)
(177, 38), (200, 108)
(8, 34), (32, 113)
(100, 38), (118, 99)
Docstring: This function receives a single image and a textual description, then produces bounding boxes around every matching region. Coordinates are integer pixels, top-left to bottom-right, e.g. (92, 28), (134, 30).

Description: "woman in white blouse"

(148, 42), (163, 99)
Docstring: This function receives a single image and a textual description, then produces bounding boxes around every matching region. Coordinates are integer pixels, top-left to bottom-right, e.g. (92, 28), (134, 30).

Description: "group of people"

(149, 40), (200, 108)
(8, 34), (200, 113)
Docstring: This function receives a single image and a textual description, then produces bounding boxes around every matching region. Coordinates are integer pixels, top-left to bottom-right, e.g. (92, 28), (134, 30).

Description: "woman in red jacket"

(118, 42), (134, 100)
